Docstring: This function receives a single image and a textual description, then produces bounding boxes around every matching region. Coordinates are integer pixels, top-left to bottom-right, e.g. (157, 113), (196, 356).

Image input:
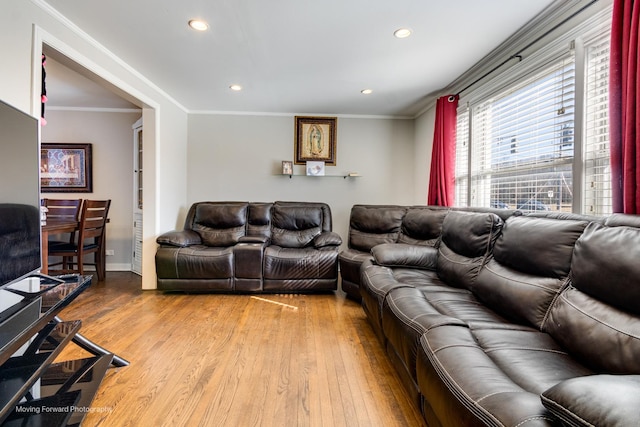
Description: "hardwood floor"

(56, 272), (426, 427)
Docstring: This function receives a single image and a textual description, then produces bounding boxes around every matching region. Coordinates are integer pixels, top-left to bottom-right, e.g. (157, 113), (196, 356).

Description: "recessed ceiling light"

(188, 20), (209, 31)
(393, 28), (412, 39)
(229, 84), (243, 91)
(361, 89), (373, 95)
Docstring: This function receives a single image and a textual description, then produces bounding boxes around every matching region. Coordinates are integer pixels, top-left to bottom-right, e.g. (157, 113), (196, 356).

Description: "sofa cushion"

(417, 325), (561, 427)
(543, 222), (640, 373)
(436, 211), (503, 290)
(246, 202), (272, 239)
(397, 207), (447, 246)
(348, 205), (406, 252)
(191, 202), (248, 246)
(270, 204), (323, 247)
(371, 243), (438, 270)
(472, 216), (589, 329)
(493, 216), (588, 279)
(263, 246), (338, 280)
(570, 222), (640, 315)
(155, 245), (234, 279)
(541, 375), (640, 427)
(544, 286), (640, 374)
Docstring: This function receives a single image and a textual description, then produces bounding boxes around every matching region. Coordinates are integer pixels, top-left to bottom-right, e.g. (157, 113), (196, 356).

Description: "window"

(583, 34), (612, 215)
(456, 57), (576, 211)
(455, 31), (611, 214)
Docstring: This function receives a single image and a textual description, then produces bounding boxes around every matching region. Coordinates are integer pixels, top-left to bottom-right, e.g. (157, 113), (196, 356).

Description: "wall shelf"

(279, 174), (361, 179)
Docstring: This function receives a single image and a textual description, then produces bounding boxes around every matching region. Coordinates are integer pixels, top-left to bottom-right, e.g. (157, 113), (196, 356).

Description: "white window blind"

(464, 56), (576, 211)
(454, 107), (470, 207)
(583, 34), (612, 215)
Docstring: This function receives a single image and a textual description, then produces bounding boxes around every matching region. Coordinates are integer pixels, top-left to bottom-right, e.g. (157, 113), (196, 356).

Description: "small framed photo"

(282, 160), (293, 175)
(306, 161), (325, 176)
(294, 116), (337, 165)
(40, 143), (93, 193)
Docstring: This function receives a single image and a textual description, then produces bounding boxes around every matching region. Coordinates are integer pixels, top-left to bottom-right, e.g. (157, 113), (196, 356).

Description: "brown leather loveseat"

(155, 201), (342, 293)
(346, 205), (640, 427)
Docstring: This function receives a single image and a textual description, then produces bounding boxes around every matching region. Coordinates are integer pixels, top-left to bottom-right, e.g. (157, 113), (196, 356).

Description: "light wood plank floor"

(55, 272), (426, 427)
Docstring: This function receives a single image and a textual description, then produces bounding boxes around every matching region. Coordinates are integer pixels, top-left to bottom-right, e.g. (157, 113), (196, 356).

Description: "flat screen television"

(0, 99), (42, 290)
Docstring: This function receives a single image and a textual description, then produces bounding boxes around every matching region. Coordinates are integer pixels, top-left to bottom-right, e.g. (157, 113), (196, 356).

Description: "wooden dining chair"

(48, 199), (111, 281)
(43, 198), (83, 244)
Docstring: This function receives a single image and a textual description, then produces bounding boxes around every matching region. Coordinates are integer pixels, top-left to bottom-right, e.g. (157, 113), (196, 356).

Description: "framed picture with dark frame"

(40, 143), (93, 193)
(294, 116), (337, 165)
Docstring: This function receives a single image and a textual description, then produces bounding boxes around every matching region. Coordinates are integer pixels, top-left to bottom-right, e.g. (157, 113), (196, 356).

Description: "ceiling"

(42, 0), (556, 117)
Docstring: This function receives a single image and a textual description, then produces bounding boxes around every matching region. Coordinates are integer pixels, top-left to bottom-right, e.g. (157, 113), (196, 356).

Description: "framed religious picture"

(40, 143), (93, 192)
(294, 116), (337, 165)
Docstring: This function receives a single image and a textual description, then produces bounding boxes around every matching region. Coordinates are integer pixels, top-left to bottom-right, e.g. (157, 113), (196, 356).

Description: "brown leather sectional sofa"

(341, 204), (640, 427)
(155, 201), (342, 292)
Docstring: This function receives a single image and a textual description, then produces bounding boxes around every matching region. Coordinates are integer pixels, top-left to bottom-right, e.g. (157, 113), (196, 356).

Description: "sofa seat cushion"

(263, 246), (338, 280)
(360, 264), (439, 341)
(417, 325), (591, 427)
(382, 286), (513, 384)
(540, 375), (640, 427)
(155, 245), (234, 279)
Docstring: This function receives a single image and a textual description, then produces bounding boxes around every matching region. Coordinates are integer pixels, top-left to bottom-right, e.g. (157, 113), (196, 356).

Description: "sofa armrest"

(313, 231), (342, 248)
(540, 375), (640, 427)
(371, 243), (437, 269)
(156, 230), (202, 247)
(239, 235), (270, 244)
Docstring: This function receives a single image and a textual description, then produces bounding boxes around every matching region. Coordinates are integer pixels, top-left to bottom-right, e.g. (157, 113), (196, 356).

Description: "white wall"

(41, 110), (140, 270)
(187, 114), (417, 246)
(1, 0), (189, 289)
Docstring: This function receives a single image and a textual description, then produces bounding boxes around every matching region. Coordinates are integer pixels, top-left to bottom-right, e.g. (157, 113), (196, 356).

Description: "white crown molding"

(188, 109), (412, 120)
(47, 106), (142, 113)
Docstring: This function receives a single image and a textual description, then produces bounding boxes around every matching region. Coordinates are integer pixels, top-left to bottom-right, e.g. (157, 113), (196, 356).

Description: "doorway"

(37, 40), (155, 286)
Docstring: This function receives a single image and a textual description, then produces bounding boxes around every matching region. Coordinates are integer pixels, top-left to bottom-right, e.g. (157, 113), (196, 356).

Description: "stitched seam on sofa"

(426, 340), (505, 427)
(514, 416), (558, 427)
(560, 292), (640, 338)
(483, 263), (563, 292)
(387, 296), (427, 335)
(361, 269), (392, 298)
(539, 395), (595, 427)
(483, 347), (569, 356)
(476, 390), (528, 404)
(540, 278), (571, 331)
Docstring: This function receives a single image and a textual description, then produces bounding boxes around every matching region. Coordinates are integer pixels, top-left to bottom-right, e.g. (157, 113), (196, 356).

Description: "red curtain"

(427, 95), (459, 206)
(610, 0), (640, 213)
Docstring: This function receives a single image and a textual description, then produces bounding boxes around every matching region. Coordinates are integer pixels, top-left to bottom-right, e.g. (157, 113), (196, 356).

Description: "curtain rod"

(454, 0), (600, 98)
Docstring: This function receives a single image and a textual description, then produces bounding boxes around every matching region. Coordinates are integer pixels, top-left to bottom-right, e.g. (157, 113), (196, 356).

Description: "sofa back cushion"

(436, 211), (503, 290)
(270, 202), (329, 248)
(247, 202), (272, 239)
(473, 216), (589, 329)
(544, 222), (640, 373)
(397, 207), (448, 246)
(348, 205), (407, 252)
(188, 202), (248, 246)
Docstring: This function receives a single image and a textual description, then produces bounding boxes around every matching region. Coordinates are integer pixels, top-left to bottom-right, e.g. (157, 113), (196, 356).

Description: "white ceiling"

(42, 0), (556, 117)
